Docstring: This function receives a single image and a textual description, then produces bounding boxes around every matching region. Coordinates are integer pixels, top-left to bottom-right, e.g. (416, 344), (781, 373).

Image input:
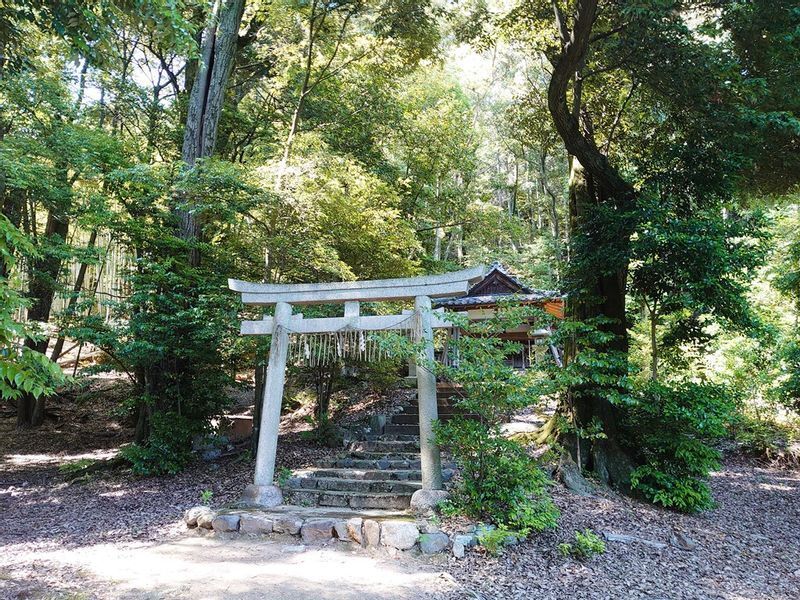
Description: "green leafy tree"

(434, 307), (559, 533)
(773, 206), (800, 412)
(482, 0), (800, 491)
(629, 203), (767, 380)
(0, 216), (65, 408)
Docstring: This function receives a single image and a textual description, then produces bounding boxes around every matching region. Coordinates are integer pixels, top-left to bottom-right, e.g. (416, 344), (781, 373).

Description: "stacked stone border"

(184, 506), (481, 558)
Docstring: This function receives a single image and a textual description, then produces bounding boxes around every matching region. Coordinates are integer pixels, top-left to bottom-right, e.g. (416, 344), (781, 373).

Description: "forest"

(1, 1), (799, 599)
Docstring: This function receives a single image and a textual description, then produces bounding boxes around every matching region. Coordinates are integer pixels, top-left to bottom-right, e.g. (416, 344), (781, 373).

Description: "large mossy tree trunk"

(544, 0), (639, 491)
(564, 159), (636, 490)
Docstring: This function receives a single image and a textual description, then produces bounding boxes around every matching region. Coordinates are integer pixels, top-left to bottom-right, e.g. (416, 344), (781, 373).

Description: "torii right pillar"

(410, 295), (448, 512)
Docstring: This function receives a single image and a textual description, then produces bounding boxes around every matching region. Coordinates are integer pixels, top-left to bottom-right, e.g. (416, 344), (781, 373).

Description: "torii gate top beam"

(228, 265), (487, 306)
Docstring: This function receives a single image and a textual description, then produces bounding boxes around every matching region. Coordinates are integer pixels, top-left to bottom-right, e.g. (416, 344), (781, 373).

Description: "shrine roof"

(434, 262), (562, 309)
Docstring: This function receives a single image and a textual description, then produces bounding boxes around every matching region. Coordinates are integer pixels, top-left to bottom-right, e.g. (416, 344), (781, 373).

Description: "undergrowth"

(558, 529), (606, 560)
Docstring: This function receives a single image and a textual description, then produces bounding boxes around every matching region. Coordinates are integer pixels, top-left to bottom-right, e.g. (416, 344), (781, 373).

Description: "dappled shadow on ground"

(1, 537), (456, 600)
(0, 435), (329, 552)
(0, 372), (331, 555)
(447, 457), (800, 600)
(0, 376), (135, 459)
(3, 375), (798, 600)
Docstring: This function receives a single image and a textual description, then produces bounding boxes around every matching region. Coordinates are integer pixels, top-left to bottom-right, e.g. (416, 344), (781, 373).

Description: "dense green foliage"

(627, 381), (735, 512)
(435, 309), (559, 533)
(0, 216), (65, 401)
(558, 529), (606, 560)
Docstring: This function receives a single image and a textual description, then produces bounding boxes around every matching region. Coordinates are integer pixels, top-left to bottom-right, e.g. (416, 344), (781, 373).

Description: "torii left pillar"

(242, 301), (291, 507)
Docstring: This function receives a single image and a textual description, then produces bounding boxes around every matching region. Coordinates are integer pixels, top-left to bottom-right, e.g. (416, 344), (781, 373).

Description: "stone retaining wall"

(184, 506), (478, 557)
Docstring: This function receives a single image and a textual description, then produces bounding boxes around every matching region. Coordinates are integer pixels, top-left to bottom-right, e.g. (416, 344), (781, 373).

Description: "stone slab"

(211, 514), (240, 533)
(184, 506), (213, 528)
(380, 521), (419, 550)
(346, 518), (364, 545)
(363, 519), (381, 547)
(273, 516), (303, 535)
(420, 532), (449, 554)
(239, 514), (274, 535)
(301, 519), (336, 544)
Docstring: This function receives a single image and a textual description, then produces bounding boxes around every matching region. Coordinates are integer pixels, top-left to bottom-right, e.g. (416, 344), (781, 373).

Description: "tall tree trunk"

(433, 227), (444, 261)
(179, 0), (246, 265)
(135, 0), (245, 442)
(19, 211), (69, 427)
(565, 159), (635, 488)
(544, 0), (639, 490)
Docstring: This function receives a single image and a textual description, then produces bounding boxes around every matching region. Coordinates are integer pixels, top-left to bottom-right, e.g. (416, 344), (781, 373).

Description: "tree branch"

(546, 0), (636, 206)
(603, 79), (638, 155)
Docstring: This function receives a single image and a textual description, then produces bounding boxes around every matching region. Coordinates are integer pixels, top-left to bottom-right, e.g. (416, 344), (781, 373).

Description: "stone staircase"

(281, 390), (464, 510)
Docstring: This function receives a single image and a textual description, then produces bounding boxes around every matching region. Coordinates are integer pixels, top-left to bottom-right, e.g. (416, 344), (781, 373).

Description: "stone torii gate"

(229, 265), (487, 508)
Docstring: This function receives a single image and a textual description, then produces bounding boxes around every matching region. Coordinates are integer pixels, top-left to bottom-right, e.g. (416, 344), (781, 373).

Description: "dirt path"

(1, 536), (455, 599)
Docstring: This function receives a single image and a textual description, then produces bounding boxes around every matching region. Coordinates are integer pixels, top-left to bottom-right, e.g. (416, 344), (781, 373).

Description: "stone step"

(318, 457), (421, 470)
(394, 411), (462, 422)
(316, 456), (456, 473)
(384, 424), (421, 435)
(345, 451), (421, 460)
(389, 413), (420, 424)
(349, 440), (420, 453)
(363, 433), (419, 442)
(285, 476), (422, 494)
(302, 467), (423, 481)
(389, 412), (477, 424)
(283, 488), (412, 510)
(399, 401), (472, 411)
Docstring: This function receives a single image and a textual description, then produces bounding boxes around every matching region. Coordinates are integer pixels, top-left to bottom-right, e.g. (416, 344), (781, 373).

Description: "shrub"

(558, 529), (605, 560)
(433, 306), (559, 534)
(437, 418), (559, 533)
(476, 524), (520, 556)
(301, 413), (343, 448)
(120, 412), (198, 475)
(735, 414), (800, 466)
(627, 381), (735, 512)
(774, 340), (800, 413)
(276, 466), (293, 486)
(359, 358), (404, 393)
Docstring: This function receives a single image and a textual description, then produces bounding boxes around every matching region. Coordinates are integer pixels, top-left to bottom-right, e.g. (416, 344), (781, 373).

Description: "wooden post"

(414, 295), (443, 490)
(243, 301), (291, 506)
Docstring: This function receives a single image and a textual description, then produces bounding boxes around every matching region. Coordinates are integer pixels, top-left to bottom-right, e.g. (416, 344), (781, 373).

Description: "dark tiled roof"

(435, 292), (560, 308)
(477, 261), (531, 292)
(434, 262), (562, 309)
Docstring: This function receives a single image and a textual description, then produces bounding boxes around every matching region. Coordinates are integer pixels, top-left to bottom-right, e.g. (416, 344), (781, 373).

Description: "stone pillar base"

(410, 489), (449, 514)
(241, 484), (283, 508)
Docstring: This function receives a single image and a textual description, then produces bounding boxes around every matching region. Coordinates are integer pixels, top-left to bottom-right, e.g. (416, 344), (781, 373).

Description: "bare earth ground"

(1, 379), (799, 599)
